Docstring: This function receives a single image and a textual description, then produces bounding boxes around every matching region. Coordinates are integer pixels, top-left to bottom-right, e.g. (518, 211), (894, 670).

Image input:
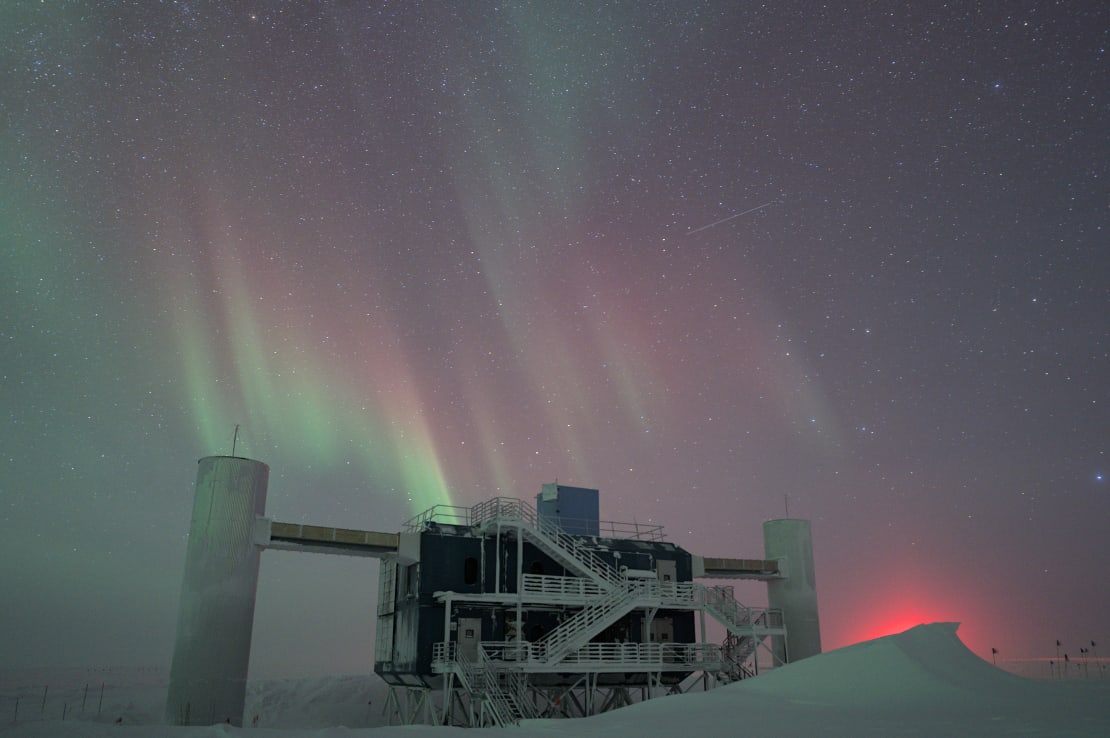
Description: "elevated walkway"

(257, 520), (399, 557)
(695, 555), (783, 580)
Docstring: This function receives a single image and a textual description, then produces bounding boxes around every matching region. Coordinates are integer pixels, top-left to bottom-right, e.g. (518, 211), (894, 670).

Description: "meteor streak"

(685, 200), (777, 236)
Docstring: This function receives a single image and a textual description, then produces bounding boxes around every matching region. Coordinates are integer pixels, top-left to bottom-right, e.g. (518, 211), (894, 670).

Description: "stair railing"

(471, 497), (623, 589)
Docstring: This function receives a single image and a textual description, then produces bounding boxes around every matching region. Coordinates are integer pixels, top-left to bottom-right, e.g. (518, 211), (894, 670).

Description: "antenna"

(231, 424), (240, 457)
(784, 494), (789, 517)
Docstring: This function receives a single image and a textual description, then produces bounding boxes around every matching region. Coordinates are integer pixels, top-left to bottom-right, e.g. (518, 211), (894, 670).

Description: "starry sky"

(2, 1), (1106, 677)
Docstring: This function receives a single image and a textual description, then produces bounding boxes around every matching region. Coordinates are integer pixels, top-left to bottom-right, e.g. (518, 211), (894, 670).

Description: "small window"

(465, 628), (475, 639)
(399, 564), (419, 597)
(464, 557), (479, 585)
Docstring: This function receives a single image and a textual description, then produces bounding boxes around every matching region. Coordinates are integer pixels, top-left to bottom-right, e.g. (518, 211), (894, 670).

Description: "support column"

(763, 518), (821, 663)
(165, 456), (269, 726)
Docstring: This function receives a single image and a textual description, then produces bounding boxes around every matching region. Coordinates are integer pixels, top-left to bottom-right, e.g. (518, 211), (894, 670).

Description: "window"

(464, 557), (478, 585)
(400, 564), (418, 597)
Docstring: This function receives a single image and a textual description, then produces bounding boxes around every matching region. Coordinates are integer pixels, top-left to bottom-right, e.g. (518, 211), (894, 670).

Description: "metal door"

(458, 617), (482, 661)
(650, 617), (676, 662)
(649, 617), (674, 643)
(656, 559), (677, 597)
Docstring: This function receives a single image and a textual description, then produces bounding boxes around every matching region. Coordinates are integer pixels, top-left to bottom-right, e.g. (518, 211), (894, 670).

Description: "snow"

(4, 624), (1107, 737)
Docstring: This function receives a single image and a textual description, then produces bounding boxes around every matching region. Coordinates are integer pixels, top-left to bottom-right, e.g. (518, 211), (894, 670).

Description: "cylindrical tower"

(165, 456), (269, 726)
(763, 518), (821, 663)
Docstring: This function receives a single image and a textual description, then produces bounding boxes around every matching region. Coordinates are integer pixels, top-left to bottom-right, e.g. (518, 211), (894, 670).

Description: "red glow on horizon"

(832, 603), (1010, 667)
(822, 546), (1010, 659)
(832, 579), (977, 650)
(853, 615), (934, 644)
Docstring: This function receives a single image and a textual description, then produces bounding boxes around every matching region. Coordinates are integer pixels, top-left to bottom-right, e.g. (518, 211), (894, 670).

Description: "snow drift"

(5, 623), (1107, 737)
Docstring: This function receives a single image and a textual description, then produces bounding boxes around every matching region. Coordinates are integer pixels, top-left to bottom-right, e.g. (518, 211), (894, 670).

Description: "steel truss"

(387, 497), (786, 727)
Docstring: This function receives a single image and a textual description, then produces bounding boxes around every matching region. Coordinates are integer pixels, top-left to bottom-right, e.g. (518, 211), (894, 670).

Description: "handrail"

(477, 639), (724, 670)
(500, 667), (539, 719)
(473, 498), (625, 589)
(537, 521), (624, 588)
(721, 633), (757, 680)
(461, 645), (514, 726)
(431, 640), (453, 667)
(402, 503), (474, 532)
(481, 640), (535, 662)
(405, 495), (667, 540)
(522, 573), (608, 599)
(477, 645), (530, 723)
(536, 580), (646, 662)
(559, 641), (722, 668)
(433, 641), (528, 726)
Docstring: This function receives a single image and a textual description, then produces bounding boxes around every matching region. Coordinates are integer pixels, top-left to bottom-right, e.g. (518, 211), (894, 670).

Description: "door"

(649, 617), (676, 662)
(656, 559), (677, 597)
(649, 617), (674, 643)
(458, 617), (482, 661)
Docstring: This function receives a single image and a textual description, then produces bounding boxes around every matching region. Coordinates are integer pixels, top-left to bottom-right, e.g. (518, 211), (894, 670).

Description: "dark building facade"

(375, 505), (697, 687)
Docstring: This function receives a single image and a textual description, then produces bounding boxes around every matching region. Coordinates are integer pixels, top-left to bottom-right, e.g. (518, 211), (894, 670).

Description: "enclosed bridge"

(166, 457), (821, 728)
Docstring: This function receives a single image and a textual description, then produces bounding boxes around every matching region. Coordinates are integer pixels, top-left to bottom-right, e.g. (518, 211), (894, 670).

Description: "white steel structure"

(379, 497), (789, 727)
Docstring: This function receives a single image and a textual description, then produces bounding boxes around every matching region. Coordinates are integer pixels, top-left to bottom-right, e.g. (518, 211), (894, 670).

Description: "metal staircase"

(432, 497), (782, 722)
(470, 500), (770, 670)
(535, 580), (646, 664)
(714, 600), (776, 681)
(449, 645), (527, 727)
(483, 650), (540, 722)
(470, 498), (623, 590)
(699, 583), (755, 636)
(470, 498), (666, 667)
(401, 493), (793, 728)
(720, 632), (758, 681)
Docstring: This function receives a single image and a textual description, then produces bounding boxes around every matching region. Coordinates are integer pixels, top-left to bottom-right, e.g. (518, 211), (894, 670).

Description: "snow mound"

(549, 622), (1109, 737)
(734, 621), (1027, 710)
(4, 624), (1108, 737)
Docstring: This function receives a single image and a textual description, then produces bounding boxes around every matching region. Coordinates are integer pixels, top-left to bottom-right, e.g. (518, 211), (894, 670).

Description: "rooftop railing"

(403, 496), (666, 541)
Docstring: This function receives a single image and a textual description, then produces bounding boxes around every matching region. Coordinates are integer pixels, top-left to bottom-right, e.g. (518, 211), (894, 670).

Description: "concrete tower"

(763, 518), (821, 663)
(165, 456), (269, 726)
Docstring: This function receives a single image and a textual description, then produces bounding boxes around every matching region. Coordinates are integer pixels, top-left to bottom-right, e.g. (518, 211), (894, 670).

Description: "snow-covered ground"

(4, 623), (1107, 737)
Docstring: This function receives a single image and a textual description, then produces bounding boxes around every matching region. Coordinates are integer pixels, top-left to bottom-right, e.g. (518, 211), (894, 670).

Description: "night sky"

(2, 2), (1106, 677)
